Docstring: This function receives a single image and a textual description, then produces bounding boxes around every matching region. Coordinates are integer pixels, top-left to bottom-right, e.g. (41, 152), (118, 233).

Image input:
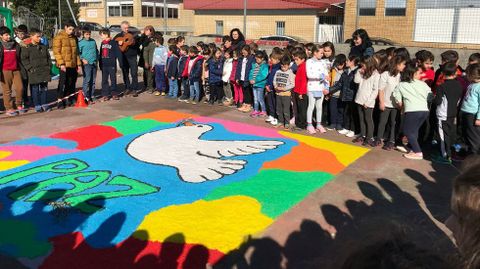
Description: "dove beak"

(177, 118), (196, 127)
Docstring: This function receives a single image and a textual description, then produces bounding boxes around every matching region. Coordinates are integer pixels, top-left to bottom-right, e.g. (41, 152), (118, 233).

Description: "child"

(434, 62), (464, 163)
(293, 49), (308, 130)
(265, 50), (283, 125)
(416, 50), (435, 87)
(322, 41), (335, 69)
(273, 55), (295, 128)
(20, 28), (51, 112)
(151, 35), (168, 96)
(375, 55), (407, 150)
(236, 45), (255, 113)
(182, 46), (204, 104)
(306, 45), (330, 134)
(166, 45), (179, 99)
(177, 45), (189, 101)
(434, 50), (468, 93)
(201, 46), (212, 103)
(460, 64), (480, 155)
(327, 54), (346, 131)
(0, 26), (24, 116)
(78, 29), (98, 103)
(249, 50), (269, 117)
(305, 43), (315, 59)
(98, 29), (123, 101)
(353, 56), (380, 146)
(330, 55), (360, 138)
(208, 47), (224, 105)
(230, 50), (242, 108)
(222, 49), (234, 105)
(393, 60), (433, 160)
(469, 53), (480, 65)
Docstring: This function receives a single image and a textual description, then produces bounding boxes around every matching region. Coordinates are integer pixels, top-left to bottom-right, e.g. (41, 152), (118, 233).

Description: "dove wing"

(198, 140), (284, 158)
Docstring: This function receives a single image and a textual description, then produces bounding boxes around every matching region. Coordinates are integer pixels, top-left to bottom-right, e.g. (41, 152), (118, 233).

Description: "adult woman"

(230, 28), (246, 54)
(138, 25), (155, 91)
(349, 29), (374, 58)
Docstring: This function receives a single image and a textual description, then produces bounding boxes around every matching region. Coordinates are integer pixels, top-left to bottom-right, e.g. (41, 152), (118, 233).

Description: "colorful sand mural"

(0, 110), (369, 268)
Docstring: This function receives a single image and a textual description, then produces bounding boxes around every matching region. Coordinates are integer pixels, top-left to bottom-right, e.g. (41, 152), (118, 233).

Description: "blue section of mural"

(0, 122), (296, 249)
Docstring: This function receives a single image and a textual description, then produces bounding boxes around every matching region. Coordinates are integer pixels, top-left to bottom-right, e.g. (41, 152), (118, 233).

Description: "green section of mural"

(205, 169), (334, 218)
(0, 219), (51, 258)
(101, 117), (166, 135)
(4, 159), (160, 214)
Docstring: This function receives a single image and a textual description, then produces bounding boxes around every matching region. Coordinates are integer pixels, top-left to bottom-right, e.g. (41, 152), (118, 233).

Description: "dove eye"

(197, 125), (203, 128)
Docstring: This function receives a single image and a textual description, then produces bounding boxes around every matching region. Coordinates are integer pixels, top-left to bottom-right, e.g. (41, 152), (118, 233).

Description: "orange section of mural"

(262, 143), (345, 174)
(134, 110), (197, 123)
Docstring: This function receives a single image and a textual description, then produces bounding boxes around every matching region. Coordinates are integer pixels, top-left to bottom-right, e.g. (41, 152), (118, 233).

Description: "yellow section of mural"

(278, 131), (370, 167)
(134, 196), (273, 253)
(0, 151), (29, 171)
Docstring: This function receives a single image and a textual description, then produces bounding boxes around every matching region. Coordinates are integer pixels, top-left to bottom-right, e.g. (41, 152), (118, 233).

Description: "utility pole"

(65, 0), (78, 26)
(104, 0), (108, 27)
(58, 0), (62, 30)
(243, 0), (247, 36)
(163, 0), (167, 35)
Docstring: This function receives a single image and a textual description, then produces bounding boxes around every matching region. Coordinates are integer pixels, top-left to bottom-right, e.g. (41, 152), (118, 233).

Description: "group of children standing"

(148, 36), (479, 162)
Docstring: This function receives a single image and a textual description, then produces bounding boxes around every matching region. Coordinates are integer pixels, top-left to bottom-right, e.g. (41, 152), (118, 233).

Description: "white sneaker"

(265, 116), (274, 122)
(338, 129), (349, 135)
(270, 118), (278, 125)
(346, 130), (355, 137)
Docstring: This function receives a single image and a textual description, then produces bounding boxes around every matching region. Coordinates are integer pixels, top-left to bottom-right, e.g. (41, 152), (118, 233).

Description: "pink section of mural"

(0, 146), (76, 162)
(195, 116), (285, 139)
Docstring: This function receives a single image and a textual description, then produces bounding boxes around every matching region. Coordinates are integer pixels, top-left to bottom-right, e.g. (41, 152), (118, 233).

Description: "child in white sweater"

(306, 45), (330, 134)
(353, 55), (379, 146)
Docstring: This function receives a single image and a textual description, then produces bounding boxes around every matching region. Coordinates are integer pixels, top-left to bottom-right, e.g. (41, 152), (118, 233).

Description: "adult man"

(52, 21), (81, 109)
(114, 21), (139, 97)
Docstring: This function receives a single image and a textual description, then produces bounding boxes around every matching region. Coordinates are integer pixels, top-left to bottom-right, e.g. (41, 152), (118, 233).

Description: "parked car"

(78, 22), (104, 31)
(109, 25), (141, 36)
(344, 37), (399, 46)
(196, 34), (224, 38)
(258, 35), (304, 43)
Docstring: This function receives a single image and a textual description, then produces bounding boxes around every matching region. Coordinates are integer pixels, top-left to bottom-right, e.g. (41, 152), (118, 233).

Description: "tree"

(11, 0), (79, 27)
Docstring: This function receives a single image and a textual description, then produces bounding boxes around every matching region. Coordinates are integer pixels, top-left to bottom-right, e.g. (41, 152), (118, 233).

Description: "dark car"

(109, 25), (141, 36)
(78, 22), (104, 31)
(345, 37), (399, 46)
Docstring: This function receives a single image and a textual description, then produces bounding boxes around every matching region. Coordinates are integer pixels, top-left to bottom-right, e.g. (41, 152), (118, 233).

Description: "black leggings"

(357, 105), (374, 139)
(377, 108), (398, 142)
(343, 101), (357, 132)
(241, 83), (253, 105)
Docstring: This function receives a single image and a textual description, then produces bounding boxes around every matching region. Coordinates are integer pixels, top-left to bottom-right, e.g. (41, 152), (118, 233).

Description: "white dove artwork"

(126, 121), (285, 183)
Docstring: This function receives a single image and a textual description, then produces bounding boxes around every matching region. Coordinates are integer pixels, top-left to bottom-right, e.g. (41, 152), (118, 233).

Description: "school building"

(183, 0), (344, 43)
(77, 0), (195, 35)
(344, 0), (480, 49)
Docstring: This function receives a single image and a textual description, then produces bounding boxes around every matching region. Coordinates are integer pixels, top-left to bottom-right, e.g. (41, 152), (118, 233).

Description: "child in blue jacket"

(166, 45), (179, 99)
(235, 45), (255, 112)
(207, 47), (224, 105)
(249, 50), (269, 117)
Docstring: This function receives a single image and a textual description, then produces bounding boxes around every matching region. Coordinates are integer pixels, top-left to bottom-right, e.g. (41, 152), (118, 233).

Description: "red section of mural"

(262, 142), (345, 174)
(40, 232), (225, 269)
(50, 125), (122, 150)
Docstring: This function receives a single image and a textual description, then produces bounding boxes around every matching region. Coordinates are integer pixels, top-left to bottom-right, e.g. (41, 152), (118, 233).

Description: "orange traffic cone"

(75, 90), (88, 108)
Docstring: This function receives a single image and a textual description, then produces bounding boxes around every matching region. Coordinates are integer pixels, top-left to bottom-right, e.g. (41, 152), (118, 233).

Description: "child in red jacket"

(293, 49), (308, 130)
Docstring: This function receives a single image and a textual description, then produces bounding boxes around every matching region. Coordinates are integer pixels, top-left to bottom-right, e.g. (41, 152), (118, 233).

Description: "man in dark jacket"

(0, 26), (26, 116)
(20, 28), (51, 112)
(114, 21), (139, 97)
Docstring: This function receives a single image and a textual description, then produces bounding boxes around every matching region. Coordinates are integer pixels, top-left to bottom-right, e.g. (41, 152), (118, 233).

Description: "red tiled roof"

(184, 0), (344, 10)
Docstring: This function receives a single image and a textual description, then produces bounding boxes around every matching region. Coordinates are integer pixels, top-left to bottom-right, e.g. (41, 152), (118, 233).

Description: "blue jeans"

(154, 65), (166, 92)
(168, 77), (179, 98)
(329, 97), (344, 130)
(253, 87), (266, 112)
(180, 78), (189, 99)
(30, 83), (48, 111)
(82, 63), (97, 99)
(189, 81), (200, 102)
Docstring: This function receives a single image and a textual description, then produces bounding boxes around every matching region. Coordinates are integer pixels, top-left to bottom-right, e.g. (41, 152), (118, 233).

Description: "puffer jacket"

(329, 67), (359, 102)
(20, 42), (51, 84)
(53, 30), (81, 68)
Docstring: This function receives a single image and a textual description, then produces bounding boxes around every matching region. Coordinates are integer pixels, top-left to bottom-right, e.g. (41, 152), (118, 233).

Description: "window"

(385, 0), (406, 16)
(121, 4), (133, 17)
(358, 0), (376, 16)
(142, 6), (154, 17)
(108, 6), (120, 17)
(276, 21), (285, 36)
(108, 4), (132, 17)
(215, 20), (223, 35)
(167, 8), (178, 18)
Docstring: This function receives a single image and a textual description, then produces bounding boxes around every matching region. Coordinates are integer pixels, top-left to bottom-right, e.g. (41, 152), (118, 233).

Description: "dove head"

(176, 121), (213, 137)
